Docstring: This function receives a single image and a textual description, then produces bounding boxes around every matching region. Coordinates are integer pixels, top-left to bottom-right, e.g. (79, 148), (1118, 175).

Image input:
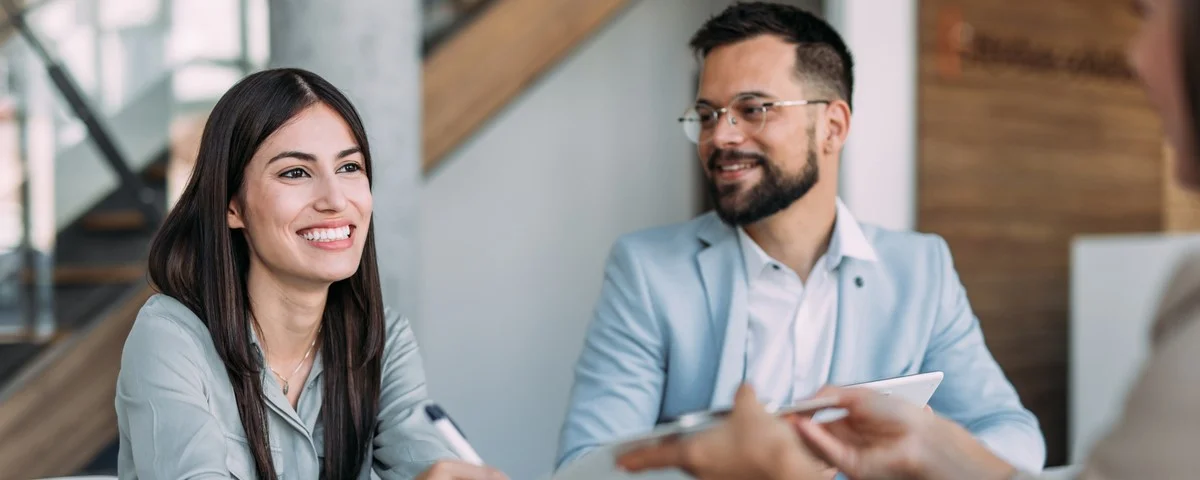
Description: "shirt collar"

(827, 197), (879, 267)
(247, 319), (325, 379)
(737, 197), (879, 278)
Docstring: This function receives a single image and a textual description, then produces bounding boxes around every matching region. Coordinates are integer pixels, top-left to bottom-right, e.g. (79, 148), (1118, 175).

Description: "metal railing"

(2, 1), (160, 224)
(0, 0), (258, 339)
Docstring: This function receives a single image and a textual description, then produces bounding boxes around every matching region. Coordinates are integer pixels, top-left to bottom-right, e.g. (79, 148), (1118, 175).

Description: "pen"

(425, 403), (485, 466)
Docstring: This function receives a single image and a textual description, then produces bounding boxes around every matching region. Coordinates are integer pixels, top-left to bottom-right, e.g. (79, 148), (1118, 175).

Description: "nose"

(708, 111), (746, 148)
(313, 174), (349, 212)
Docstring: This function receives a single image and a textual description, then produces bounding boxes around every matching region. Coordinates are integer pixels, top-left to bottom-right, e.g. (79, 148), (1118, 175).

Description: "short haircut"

(689, 1), (855, 109)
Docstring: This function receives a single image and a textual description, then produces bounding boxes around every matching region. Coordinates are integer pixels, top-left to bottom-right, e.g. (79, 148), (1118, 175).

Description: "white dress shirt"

(737, 199), (879, 408)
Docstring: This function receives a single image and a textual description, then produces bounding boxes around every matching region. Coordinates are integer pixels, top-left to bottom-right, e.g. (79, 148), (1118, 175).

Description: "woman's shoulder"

(381, 306), (415, 340)
(116, 294), (221, 403)
(123, 293), (213, 362)
(380, 306), (420, 355)
(382, 305), (408, 328)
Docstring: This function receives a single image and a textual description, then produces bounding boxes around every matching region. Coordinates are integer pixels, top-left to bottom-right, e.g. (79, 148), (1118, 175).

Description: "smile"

(717, 162), (757, 172)
(299, 225), (352, 242)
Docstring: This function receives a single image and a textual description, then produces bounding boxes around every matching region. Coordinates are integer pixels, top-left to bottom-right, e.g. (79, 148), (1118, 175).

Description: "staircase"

(0, 0), (633, 477)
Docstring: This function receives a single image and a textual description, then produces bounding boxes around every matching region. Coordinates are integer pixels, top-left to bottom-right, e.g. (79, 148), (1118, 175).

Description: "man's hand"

(617, 384), (831, 480)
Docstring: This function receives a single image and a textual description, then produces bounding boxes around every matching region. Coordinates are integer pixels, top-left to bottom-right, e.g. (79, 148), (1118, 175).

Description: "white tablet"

(811, 371), (944, 423)
(657, 395), (842, 437)
(848, 370), (944, 404)
(635, 371), (944, 441)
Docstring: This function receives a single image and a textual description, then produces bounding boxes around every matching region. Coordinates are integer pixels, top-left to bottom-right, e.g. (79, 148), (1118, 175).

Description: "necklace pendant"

(282, 382), (289, 395)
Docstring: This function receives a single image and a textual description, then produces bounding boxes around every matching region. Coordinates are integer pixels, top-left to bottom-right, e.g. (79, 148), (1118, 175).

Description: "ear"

(821, 100), (852, 156)
(227, 198), (246, 229)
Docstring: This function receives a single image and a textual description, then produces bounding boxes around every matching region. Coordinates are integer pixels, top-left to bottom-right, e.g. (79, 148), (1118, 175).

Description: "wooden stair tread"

(21, 263), (145, 285)
(422, 0), (635, 173)
(81, 210), (148, 232)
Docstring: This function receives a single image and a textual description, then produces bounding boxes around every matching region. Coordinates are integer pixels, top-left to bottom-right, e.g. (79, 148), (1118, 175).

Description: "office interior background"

(0, 0), (1187, 478)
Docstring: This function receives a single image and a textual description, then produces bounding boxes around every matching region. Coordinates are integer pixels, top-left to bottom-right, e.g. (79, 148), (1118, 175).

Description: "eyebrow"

(267, 147), (361, 164)
(696, 91), (774, 106)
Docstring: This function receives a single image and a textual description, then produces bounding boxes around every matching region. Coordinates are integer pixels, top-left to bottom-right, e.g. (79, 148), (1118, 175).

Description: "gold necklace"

(267, 334), (318, 395)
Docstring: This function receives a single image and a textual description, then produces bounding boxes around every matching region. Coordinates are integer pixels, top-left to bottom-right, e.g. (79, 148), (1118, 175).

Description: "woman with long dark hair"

(616, 0), (1200, 478)
(114, 68), (506, 480)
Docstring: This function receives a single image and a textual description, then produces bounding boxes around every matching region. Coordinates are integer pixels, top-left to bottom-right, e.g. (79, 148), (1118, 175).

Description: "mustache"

(707, 149), (768, 171)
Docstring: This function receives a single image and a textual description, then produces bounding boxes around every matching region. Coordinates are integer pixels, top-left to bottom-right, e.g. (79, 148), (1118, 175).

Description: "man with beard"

(555, 2), (1045, 476)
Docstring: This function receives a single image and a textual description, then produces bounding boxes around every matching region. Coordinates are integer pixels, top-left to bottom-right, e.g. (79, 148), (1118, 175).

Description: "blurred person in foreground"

(114, 68), (506, 480)
(616, 0), (1200, 478)
(557, 2), (1043, 476)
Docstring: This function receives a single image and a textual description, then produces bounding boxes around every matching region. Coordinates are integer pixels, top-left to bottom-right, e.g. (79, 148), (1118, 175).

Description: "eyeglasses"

(678, 95), (830, 144)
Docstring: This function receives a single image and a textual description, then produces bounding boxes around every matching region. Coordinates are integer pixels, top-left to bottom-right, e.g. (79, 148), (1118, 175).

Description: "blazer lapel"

(695, 216), (750, 410)
(829, 257), (896, 385)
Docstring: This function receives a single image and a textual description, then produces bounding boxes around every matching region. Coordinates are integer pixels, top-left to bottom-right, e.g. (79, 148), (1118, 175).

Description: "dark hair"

(147, 68), (386, 480)
(1184, 0), (1200, 162)
(689, 1), (855, 109)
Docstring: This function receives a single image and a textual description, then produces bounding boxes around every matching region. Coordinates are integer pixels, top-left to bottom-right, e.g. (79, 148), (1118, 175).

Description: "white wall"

(415, 1), (714, 478)
(825, 0), (917, 231)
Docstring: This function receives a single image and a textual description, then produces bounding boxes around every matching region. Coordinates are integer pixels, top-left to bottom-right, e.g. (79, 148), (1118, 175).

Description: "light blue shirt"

(115, 294), (459, 479)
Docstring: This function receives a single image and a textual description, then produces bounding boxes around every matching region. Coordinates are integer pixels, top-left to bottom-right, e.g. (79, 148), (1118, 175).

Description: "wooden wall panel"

(918, 0), (1162, 466)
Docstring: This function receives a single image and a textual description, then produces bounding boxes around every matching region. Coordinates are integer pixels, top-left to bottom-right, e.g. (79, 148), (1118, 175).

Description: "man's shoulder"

(857, 223), (955, 268)
(608, 212), (718, 258)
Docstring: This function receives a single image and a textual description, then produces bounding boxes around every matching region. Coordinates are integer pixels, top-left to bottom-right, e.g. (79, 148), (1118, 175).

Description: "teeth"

(719, 163), (756, 172)
(301, 226), (351, 242)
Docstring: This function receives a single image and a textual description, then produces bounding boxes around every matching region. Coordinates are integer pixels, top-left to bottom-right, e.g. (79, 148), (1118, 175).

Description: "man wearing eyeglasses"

(555, 2), (1045, 477)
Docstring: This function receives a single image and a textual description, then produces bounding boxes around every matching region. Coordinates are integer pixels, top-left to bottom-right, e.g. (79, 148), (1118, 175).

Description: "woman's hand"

(617, 384), (834, 480)
(414, 460), (508, 480)
(794, 386), (1016, 480)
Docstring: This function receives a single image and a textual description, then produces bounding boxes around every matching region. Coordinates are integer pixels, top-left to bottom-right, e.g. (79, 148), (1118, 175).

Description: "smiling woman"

(226, 102), (372, 288)
(113, 68), (507, 480)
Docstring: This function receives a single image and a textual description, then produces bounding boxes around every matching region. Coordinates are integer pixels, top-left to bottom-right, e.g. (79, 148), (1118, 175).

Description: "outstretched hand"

(792, 386), (1016, 480)
(617, 384), (835, 480)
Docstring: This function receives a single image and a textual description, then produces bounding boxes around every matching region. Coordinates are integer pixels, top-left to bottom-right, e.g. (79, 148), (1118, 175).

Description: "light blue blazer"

(556, 212), (1046, 473)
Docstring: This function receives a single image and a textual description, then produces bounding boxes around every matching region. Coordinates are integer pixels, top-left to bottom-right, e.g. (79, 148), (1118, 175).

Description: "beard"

(705, 131), (820, 226)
